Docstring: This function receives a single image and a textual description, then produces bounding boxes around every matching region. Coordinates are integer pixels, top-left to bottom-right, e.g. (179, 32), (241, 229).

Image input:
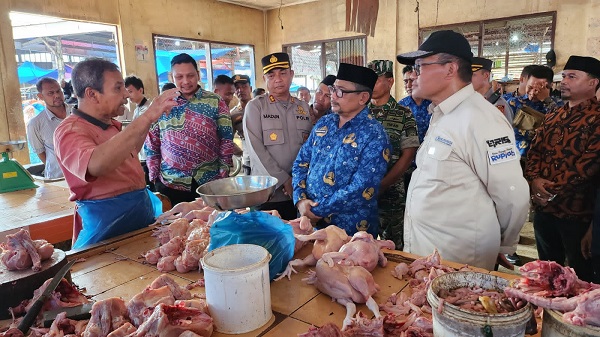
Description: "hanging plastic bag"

(208, 211), (295, 281)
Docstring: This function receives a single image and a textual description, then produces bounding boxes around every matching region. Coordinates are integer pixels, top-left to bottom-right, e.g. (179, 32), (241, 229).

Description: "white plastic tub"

(201, 244), (272, 334)
(542, 308), (600, 336)
(427, 271), (532, 337)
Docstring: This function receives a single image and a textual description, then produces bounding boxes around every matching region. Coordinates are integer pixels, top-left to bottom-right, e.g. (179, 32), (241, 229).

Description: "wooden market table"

(0, 180), (73, 244)
(0, 227), (543, 336)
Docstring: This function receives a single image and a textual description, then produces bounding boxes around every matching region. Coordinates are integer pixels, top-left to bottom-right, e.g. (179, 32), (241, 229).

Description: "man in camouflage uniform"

(367, 60), (419, 249)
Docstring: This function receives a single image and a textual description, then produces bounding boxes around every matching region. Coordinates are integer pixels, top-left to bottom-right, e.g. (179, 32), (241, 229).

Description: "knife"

(17, 259), (77, 333)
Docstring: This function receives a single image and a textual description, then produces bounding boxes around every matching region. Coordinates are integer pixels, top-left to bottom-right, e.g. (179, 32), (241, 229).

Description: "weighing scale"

(0, 141), (38, 193)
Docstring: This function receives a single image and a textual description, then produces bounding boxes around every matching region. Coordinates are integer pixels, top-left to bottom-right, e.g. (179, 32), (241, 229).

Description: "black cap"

(261, 52), (290, 74)
(396, 30), (473, 65)
(232, 74), (250, 84)
(471, 57), (493, 72)
(564, 55), (600, 78)
(320, 75), (337, 86)
(171, 53), (198, 71)
(336, 63), (378, 91)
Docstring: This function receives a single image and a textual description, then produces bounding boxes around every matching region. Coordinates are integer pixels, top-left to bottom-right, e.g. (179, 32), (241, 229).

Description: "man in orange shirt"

(55, 58), (179, 249)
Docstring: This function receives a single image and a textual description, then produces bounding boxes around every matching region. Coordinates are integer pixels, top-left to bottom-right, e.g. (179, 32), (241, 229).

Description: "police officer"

(471, 57), (513, 122)
(367, 60), (419, 250)
(243, 52), (313, 220)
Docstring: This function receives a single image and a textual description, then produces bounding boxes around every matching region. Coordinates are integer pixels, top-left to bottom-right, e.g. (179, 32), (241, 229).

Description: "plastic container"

(201, 244), (272, 334)
(427, 271), (532, 337)
(541, 308), (600, 336)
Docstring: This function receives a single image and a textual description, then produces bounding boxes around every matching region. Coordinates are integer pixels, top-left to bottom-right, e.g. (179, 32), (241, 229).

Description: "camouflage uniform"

(369, 97), (419, 249)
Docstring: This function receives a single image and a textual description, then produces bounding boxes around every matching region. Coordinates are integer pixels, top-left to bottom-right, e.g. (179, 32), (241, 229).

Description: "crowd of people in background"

(25, 30), (600, 283)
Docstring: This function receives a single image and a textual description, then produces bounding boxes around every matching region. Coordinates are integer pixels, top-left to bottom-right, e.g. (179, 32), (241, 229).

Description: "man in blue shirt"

(398, 65), (432, 144)
(292, 63), (390, 237)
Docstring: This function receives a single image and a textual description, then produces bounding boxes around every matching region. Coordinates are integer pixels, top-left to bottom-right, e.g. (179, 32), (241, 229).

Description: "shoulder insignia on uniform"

(356, 220), (369, 232)
(383, 148), (390, 162)
(269, 132), (278, 141)
(291, 97), (295, 103)
(316, 126), (328, 137)
(269, 95), (276, 103)
(323, 172), (335, 186)
(362, 187), (375, 200)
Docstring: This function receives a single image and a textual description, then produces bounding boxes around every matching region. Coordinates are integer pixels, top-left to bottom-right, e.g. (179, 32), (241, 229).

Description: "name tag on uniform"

(488, 145), (518, 165)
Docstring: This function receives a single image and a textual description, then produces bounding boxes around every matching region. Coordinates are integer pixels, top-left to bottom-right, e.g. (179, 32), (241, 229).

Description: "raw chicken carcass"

(304, 253), (381, 329)
(156, 256), (177, 272)
(174, 239), (209, 273)
(149, 274), (192, 300)
(126, 303), (213, 337)
(159, 237), (185, 257)
(83, 298), (130, 337)
(505, 287), (600, 327)
(275, 225), (350, 280)
(510, 260), (597, 297)
(324, 232), (395, 272)
(127, 285), (176, 327)
(1, 229), (49, 271)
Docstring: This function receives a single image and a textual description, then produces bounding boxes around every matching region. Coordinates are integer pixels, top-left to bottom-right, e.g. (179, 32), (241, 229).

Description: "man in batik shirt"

(526, 55), (600, 282)
(293, 63), (390, 238)
(367, 60), (419, 249)
(146, 53), (234, 206)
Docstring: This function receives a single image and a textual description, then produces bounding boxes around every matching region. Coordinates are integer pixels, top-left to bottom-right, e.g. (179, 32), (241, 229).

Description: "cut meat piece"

(127, 286), (176, 327)
(1, 229), (49, 271)
(126, 303), (213, 337)
(149, 275), (192, 300)
(11, 278), (90, 317)
(298, 323), (344, 337)
(512, 260), (596, 297)
(83, 298), (129, 337)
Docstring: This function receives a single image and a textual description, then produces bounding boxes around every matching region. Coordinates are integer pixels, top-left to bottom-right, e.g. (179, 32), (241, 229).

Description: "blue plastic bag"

(208, 211), (295, 281)
(73, 188), (162, 249)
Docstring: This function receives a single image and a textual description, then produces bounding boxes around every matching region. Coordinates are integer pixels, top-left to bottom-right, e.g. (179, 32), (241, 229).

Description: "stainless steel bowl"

(196, 175), (278, 211)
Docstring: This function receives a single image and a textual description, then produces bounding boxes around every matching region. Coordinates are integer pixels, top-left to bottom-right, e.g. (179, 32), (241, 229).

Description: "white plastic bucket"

(541, 308), (600, 336)
(201, 244), (272, 334)
(427, 271), (532, 337)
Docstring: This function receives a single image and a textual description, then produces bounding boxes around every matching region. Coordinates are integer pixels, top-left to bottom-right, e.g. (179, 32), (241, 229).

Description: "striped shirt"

(26, 105), (71, 179)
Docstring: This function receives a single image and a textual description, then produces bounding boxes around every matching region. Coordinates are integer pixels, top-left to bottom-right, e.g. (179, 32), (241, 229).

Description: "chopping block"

(0, 249), (67, 319)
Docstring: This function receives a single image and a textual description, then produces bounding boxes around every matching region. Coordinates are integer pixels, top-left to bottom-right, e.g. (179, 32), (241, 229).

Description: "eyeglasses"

(414, 61), (450, 76)
(328, 85), (365, 98)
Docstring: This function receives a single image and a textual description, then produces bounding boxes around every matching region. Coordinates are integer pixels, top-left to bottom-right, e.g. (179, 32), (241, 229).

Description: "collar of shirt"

(72, 108), (120, 131)
(336, 105), (371, 127)
(429, 83), (475, 116)
(139, 97), (148, 107)
(564, 96), (598, 110)
(43, 104), (69, 121)
(370, 95), (398, 110)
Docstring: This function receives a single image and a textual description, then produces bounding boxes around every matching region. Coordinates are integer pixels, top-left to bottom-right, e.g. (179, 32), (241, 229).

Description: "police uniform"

(367, 60), (419, 250)
(243, 53), (313, 220)
(472, 58), (513, 122)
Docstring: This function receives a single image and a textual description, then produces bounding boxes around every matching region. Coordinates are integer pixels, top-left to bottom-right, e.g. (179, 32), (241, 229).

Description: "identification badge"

(488, 145), (518, 165)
